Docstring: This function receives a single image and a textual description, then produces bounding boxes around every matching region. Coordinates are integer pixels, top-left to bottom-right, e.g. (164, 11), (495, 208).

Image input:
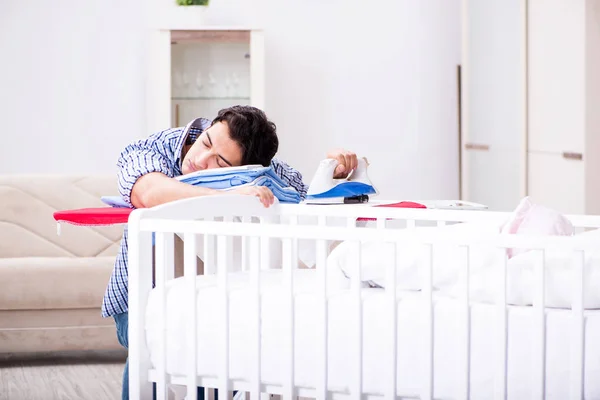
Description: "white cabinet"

(144, 7), (265, 134)
(461, 0), (600, 215)
(527, 0), (586, 155)
(528, 152), (585, 214)
(460, 0), (527, 211)
(463, 148), (523, 212)
(169, 30), (264, 127)
(526, 0), (600, 215)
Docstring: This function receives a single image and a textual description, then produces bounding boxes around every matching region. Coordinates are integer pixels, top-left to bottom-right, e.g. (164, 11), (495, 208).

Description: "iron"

(304, 157), (378, 204)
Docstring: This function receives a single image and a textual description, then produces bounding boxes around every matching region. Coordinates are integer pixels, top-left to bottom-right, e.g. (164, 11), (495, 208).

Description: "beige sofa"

(0, 175), (124, 353)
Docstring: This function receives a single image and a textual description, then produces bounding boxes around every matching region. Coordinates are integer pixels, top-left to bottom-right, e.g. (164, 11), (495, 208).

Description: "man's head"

(181, 105), (278, 175)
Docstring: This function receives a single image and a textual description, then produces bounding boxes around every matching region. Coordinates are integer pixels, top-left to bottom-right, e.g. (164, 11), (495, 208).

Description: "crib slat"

(407, 219), (416, 229)
(532, 250), (546, 400)
(224, 216), (234, 271)
(385, 242), (398, 400)
(250, 236), (261, 400)
(316, 216), (328, 400)
(218, 234), (230, 399)
(184, 232), (199, 400)
(242, 216), (252, 272)
(570, 250), (585, 400)
(282, 238), (295, 400)
(155, 232), (174, 400)
(260, 217), (271, 269)
(352, 242), (363, 400)
(457, 246), (470, 400)
(128, 228), (153, 400)
(495, 248), (508, 400)
(421, 244), (433, 400)
(347, 217), (356, 229)
(204, 218), (215, 275)
(376, 217), (386, 229)
(290, 216), (299, 268)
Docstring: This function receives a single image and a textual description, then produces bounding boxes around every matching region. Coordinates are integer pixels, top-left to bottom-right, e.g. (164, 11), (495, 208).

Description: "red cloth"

(53, 207), (133, 226)
(357, 201), (427, 222)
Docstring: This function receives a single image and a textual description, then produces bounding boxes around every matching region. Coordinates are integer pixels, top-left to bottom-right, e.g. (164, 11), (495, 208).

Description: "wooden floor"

(0, 350), (127, 400)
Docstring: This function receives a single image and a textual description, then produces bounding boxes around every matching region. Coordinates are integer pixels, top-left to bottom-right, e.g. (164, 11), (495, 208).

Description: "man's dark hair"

(212, 105), (278, 167)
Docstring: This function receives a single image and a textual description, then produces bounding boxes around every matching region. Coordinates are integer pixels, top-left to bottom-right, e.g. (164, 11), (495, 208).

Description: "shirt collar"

(176, 117), (212, 173)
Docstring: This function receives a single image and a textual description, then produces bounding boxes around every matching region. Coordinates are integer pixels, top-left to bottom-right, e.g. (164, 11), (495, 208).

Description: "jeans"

(114, 312), (221, 400)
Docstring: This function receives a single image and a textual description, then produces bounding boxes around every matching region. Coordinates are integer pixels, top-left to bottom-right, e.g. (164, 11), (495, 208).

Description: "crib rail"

(128, 196), (600, 400)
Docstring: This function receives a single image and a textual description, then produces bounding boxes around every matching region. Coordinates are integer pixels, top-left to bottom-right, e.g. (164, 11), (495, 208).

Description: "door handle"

(562, 152), (583, 161)
(464, 143), (490, 151)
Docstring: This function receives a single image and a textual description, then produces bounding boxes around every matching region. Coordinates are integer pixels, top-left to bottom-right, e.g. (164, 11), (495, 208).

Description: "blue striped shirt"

(101, 118), (308, 317)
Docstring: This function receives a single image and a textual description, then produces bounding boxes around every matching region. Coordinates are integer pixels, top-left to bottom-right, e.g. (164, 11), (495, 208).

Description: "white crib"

(127, 195), (600, 400)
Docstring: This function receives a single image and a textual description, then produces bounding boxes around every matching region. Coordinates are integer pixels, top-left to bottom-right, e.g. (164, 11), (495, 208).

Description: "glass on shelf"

(170, 29), (254, 127)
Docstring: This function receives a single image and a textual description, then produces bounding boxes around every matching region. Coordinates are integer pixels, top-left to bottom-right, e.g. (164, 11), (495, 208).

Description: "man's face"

(181, 121), (243, 175)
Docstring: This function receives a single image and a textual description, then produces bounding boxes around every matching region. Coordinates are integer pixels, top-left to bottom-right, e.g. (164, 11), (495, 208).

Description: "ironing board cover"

(53, 201), (426, 227)
(53, 207), (132, 226)
(356, 201), (426, 222)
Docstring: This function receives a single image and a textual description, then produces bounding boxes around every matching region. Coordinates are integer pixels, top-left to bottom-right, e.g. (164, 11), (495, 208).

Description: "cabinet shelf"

(171, 96), (251, 101)
(146, 26), (264, 133)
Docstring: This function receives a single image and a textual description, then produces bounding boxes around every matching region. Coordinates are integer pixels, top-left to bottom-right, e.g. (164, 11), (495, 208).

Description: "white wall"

(1, 0), (460, 201)
(0, 0), (146, 175)
(201, 0), (461, 201)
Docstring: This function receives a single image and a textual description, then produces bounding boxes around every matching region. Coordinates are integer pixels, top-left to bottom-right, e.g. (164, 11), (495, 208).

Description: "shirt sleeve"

(116, 129), (179, 207)
(271, 158), (308, 200)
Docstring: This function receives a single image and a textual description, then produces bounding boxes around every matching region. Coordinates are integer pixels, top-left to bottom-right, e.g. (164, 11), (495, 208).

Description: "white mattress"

(145, 270), (600, 399)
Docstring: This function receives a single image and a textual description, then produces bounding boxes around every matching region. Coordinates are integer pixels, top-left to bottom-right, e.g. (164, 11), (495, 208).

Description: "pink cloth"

(501, 197), (574, 258)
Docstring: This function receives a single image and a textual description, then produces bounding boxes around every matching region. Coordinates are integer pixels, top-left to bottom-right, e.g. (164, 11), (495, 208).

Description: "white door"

(461, 0), (527, 210)
(527, 0), (586, 155)
(464, 148), (523, 211)
(528, 151), (585, 214)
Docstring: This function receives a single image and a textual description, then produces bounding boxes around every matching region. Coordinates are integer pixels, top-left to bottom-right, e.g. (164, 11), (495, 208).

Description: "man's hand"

(326, 149), (358, 178)
(229, 186), (275, 208)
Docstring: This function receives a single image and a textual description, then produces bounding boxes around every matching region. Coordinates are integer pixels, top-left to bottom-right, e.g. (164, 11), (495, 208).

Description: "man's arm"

(117, 128), (184, 208)
(130, 172), (219, 208)
(118, 129), (274, 208)
(117, 128), (220, 208)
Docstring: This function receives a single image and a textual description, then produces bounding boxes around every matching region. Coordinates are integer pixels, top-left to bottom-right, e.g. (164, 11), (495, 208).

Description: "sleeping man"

(101, 105), (360, 400)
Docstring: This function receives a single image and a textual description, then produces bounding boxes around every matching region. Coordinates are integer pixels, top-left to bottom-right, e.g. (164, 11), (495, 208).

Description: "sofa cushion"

(0, 175), (123, 258)
(0, 257), (115, 310)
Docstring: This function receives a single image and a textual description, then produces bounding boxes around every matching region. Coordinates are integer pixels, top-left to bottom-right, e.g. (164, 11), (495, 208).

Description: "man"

(102, 105), (358, 400)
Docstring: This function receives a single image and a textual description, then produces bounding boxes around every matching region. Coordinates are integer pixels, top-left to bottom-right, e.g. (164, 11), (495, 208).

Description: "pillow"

(501, 197), (574, 258)
(500, 196), (533, 235)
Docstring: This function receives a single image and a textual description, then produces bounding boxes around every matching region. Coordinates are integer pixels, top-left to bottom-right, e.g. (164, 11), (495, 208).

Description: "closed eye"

(205, 132), (233, 167)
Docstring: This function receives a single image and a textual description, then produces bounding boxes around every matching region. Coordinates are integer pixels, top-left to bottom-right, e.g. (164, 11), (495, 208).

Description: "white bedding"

(146, 270), (600, 399)
(331, 223), (600, 309)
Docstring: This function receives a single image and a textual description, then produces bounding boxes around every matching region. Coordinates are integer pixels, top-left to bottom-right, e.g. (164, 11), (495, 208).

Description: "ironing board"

(53, 207), (132, 234)
(52, 201), (486, 229)
(52, 202), (421, 230)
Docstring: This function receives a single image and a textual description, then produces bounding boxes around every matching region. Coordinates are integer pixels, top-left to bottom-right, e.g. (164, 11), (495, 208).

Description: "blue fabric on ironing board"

(101, 166), (300, 207)
(231, 176), (301, 203)
(177, 166), (289, 189)
(101, 196), (130, 208)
